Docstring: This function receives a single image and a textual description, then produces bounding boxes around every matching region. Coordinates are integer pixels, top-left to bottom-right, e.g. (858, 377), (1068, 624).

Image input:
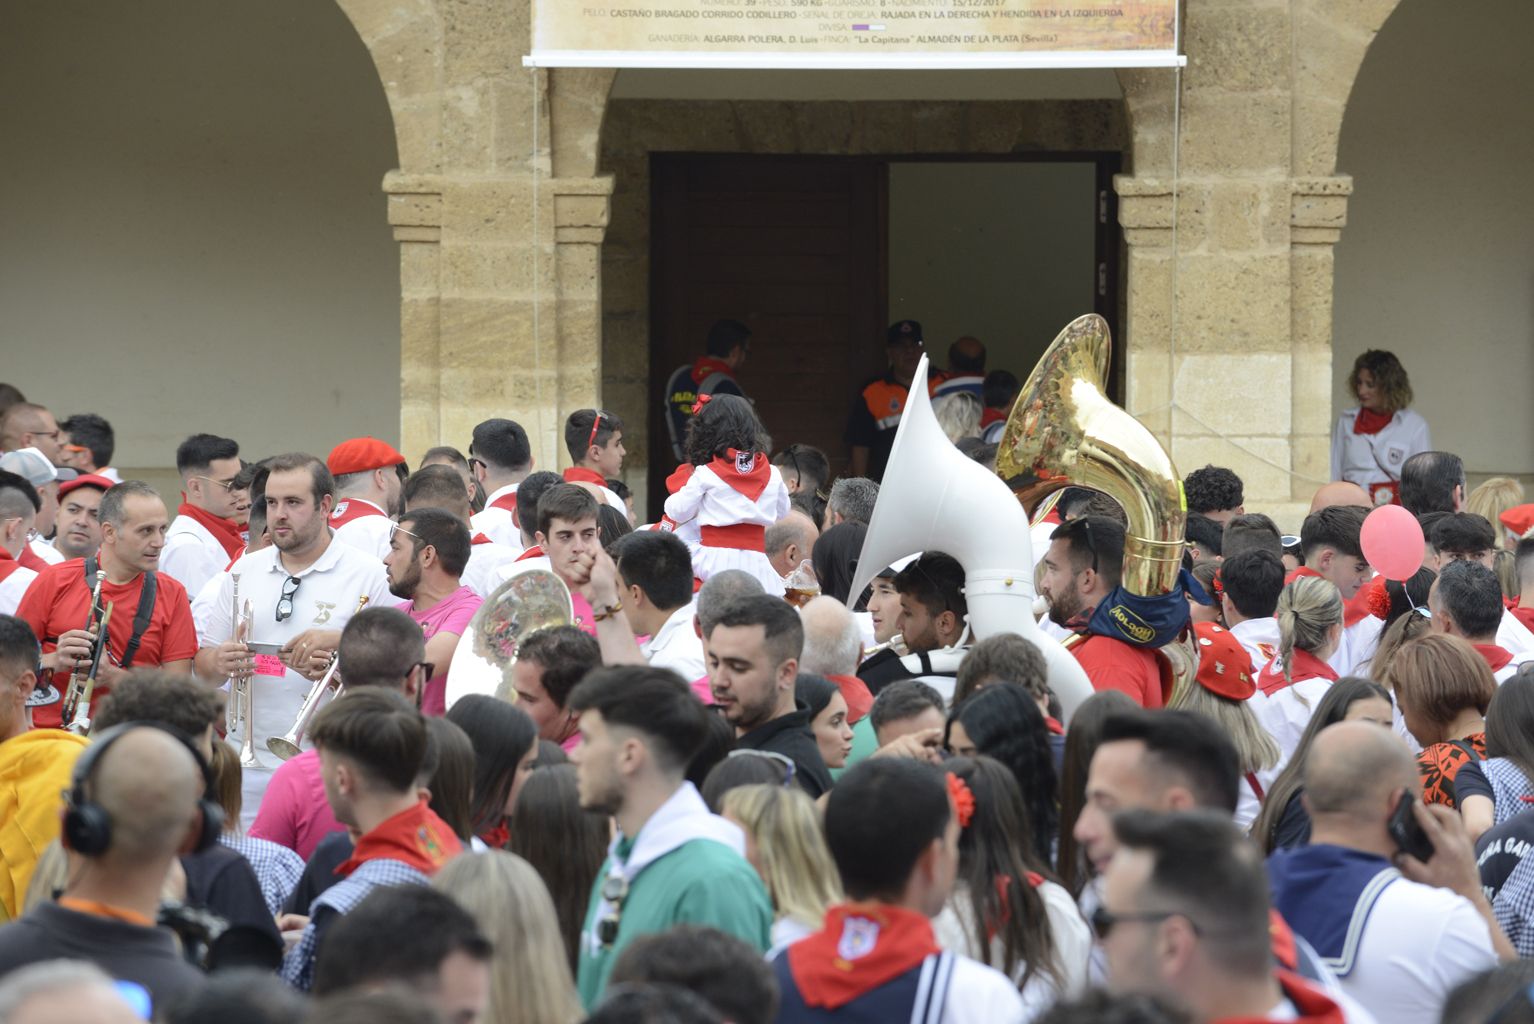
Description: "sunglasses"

(726, 748), (796, 788)
(390, 522), (423, 546)
(276, 575), (301, 622)
(597, 869), (629, 948)
(194, 475), (239, 493)
(1090, 906), (1196, 941)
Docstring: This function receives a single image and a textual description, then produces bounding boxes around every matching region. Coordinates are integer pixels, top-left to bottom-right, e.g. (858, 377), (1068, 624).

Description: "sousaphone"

(444, 568), (574, 711)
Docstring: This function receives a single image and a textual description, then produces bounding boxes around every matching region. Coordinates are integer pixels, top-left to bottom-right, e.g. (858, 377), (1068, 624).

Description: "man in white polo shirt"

(326, 437), (407, 562)
(194, 452), (392, 823)
(159, 433), (244, 597)
(467, 418), (533, 552)
(0, 471), (40, 615)
(402, 465), (517, 599)
(612, 530), (703, 682)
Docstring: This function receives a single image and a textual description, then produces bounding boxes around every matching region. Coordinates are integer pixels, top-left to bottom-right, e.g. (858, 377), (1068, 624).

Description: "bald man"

(1310, 481), (1372, 513)
(0, 961), (143, 1024)
(1267, 722), (1506, 1024)
(934, 336), (987, 400)
(765, 508), (819, 579)
(797, 595), (872, 724)
(0, 725), (207, 1007)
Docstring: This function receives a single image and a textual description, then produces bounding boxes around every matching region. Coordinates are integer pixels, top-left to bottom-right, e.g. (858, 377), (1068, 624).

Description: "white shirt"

(470, 484), (523, 552)
(28, 538), (62, 566)
(329, 498), (393, 562)
(1499, 607), (1534, 658)
(1494, 648), (1534, 684)
(1229, 616), (1281, 673)
(641, 604), (705, 681)
(933, 878), (1091, 1017)
(194, 536), (392, 825)
(1334, 877), (1496, 1024)
(0, 564), (38, 615)
(1251, 665), (1333, 773)
(462, 540), (521, 599)
(1330, 408), (1431, 496)
(160, 512), (232, 598)
(1329, 614), (1383, 678)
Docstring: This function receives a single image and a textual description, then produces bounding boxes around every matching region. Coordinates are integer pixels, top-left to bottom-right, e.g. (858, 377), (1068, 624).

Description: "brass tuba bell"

(995, 314), (1187, 597)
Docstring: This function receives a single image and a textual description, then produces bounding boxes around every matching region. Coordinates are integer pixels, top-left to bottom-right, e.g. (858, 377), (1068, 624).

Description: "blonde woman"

(719, 784), (841, 955)
(1172, 623), (1281, 829)
(932, 392), (982, 445)
(1330, 349), (1430, 506)
(1467, 476), (1526, 550)
(434, 851), (582, 1024)
(1252, 576), (1344, 770)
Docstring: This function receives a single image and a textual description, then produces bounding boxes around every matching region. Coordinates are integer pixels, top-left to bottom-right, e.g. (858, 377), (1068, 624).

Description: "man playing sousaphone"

(193, 453), (392, 826)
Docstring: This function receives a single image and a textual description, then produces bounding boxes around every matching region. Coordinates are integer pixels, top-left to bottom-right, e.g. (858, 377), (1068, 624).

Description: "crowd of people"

(1, 334), (1534, 1024)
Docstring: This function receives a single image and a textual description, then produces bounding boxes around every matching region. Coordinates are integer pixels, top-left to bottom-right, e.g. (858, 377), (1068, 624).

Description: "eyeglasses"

(727, 748), (796, 788)
(276, 575), (301, 622)
(194, 475), (239, 493)
(1090, 906), (1195, 941)
(468, 457), (487, 472)
(596, 868), (629, 948)
(30, 429), (60, 441)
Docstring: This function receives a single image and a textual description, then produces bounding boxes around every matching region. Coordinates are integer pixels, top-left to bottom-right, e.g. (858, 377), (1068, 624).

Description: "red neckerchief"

(666, 464), (694, 493)
(1352, 408), (1393, 435)
(478, 821), (509, 849)
(706, 449), (771, 502)
(787, 903), (941, 1010)
(1213, 969), (1347, 1024)
(515, 545), (544, 562)
(691, 356), (736, 385)
(979, 407), (1007, 428)
(1043, 715), (1065, 736)
(17, 546), (48, 572)
(1286, 566), (1373, 627)
(563, 467), (607, 488)
(1474, 643), (1514, 673)
(1257, 648), (1339, 697)
(490, 491), (518, 513)
(1513, 606), (1534, 633)
(0, 546), (23, 584)
(471, 533), (493, 546)
(177, 502), (244, 559)
(330, 499), (387, 529)
(336, 800), (462, 878)
(1269, 909), (1299, 970)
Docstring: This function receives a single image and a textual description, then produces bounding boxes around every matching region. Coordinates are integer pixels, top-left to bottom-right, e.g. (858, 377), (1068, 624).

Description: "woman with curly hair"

(1330, 349), (1431, 507)
(664, 393), (789, 594)
(945, 683), (1057, 865)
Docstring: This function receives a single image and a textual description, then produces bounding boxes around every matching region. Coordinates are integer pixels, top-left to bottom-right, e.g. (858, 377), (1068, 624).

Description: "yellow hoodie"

(0, 729), (89, 920)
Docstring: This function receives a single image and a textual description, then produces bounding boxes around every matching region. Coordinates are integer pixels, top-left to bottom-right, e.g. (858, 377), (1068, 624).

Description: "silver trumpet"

(267, 655), (341, 761)
(228, 574), (260, 770)
(860, 633), (909, 663)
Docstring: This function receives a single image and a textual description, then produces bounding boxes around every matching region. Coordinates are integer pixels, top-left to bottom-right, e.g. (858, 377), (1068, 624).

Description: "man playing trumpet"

(193, 454), (391, 826)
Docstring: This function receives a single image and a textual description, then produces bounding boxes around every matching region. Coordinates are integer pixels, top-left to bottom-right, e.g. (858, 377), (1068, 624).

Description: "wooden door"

(649, 154), (886, 513)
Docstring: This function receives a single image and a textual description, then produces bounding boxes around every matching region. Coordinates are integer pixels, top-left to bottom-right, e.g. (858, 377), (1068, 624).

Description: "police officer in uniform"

(845, 320), (925, 482)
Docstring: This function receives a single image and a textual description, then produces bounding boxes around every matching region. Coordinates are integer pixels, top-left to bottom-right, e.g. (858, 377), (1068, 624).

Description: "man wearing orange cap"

(160, 434), (244, 597)
(326, 438), (407, 562)
(52, 474), (111, 563)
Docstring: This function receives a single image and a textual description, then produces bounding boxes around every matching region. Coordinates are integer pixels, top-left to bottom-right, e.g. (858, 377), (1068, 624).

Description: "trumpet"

(860, 633), (910, 664)
(60, 570), (108, 728)
(267, 655), (341, 761)
(66, 601), (115, 736)
(229, 582), (259, 770)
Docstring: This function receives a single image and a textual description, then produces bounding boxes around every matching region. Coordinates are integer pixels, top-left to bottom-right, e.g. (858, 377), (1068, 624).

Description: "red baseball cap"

(57, 473), (115, 499)
(1500, 504), (1534, 541)
(327, 438), (407, 476)
(1193, 622), (1256, 700)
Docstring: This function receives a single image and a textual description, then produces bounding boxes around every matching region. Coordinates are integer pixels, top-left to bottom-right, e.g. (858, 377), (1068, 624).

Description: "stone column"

(385, 173), (445, 459)
(1290, 176), (1354, 501)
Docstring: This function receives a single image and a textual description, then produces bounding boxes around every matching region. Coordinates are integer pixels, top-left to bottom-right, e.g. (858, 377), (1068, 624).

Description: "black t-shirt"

(665, 361), (745, 462)
(1477, 808), (1534, 902)
(843, 374), (908, 482)
(1454, 759), (1495, 806)
(1272, 790), (1313, 851)
(0, 901), (204, 1011)
(180, 845), (282, 970)
(283, 832), (354, 917)
(737, 705), (834, 798)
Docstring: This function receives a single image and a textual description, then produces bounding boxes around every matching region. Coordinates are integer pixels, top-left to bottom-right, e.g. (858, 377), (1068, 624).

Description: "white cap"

(0, 447), (75, 488)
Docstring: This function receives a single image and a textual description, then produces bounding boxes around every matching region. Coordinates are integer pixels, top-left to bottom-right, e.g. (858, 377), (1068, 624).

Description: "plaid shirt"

(280, 858), (430, 991)
(221, 833), (305, 917)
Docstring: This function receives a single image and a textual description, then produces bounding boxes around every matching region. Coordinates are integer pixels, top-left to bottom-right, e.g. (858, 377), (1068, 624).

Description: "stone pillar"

(385, 173), (445, 458)
(1290, 176), (1354, 501)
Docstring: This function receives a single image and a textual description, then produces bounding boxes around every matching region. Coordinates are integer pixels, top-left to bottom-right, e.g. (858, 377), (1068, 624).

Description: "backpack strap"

(85, 556), (158, 669)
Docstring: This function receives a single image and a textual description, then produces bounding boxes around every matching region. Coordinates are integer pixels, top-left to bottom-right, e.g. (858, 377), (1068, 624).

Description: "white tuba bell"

(848, 355), (1095, 722)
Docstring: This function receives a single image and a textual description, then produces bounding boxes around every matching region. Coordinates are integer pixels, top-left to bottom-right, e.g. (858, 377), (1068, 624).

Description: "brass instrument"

(263, 593), (370, 760)
(60, 569), (108, 728)
(66, 602), (115, 736)
(445, 569), (573, 710)
(267, 655), (340, 761)
(859, 633), (909, 663)
(233, 593), (259, 770)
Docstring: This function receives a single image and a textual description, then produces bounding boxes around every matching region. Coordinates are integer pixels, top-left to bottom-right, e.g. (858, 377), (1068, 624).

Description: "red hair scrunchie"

(946, 772), (976, 829)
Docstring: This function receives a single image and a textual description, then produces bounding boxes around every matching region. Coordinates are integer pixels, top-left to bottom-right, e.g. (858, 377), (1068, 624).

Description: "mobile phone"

(1387, 791), (1435, 862)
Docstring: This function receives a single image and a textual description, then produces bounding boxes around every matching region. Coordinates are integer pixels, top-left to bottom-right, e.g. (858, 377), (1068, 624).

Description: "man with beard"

(159, 434), (244, 597)
(19, 482), (199, 730)
(326, 438), (408, 561)
(193, 453), (391, 824)
(1039, 516), (1167, 708)
(568, 664), (771, 1007)
(51, 474), (111, 562)
(383, 507), (480, 716)
(706, 594), (832, 797)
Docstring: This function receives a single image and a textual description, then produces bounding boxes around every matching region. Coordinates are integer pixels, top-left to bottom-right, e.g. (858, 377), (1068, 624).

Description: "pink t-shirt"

(409, 586), (484, 716)
(247, 748), (342, 860)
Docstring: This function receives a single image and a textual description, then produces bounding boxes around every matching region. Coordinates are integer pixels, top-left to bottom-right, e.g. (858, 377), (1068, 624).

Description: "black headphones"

(62, 721), (225, 857)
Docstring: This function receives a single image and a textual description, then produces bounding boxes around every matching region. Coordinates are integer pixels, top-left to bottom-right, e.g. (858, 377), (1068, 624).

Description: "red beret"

(327, 438), (406, 477)
(57, 474), (115, 499)
(1500, 504), (1534, 540)
(1193, 622), (1256, 701)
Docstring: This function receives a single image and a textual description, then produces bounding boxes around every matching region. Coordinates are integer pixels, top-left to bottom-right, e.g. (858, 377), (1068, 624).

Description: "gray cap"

(0, 447), (76, 487)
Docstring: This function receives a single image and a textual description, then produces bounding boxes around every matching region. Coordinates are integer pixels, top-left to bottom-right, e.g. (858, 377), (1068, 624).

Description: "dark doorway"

(647, 151), (1120, 514)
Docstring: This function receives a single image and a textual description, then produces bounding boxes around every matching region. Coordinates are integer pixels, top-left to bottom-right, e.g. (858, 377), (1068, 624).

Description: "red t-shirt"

(1072, 634), (1168, 709)
(17, 558), (198, 729)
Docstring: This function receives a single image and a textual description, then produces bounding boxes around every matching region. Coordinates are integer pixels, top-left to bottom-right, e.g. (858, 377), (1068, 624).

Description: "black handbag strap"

(84, 557), (158, 668)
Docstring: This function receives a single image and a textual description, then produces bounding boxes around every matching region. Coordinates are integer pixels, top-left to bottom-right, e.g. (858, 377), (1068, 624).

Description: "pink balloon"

(1360, 504), (1425, 581)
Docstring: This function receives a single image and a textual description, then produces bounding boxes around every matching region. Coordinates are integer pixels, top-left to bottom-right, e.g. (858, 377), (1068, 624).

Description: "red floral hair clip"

(946, 772), (976, 829)
(690, 393), (713, 416)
